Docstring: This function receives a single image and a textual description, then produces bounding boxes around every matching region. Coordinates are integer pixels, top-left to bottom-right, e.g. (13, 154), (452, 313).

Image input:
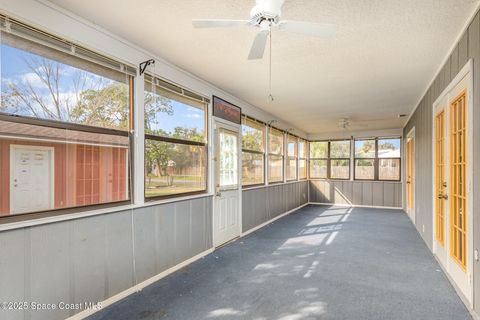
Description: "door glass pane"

(219, 130), (238, 188)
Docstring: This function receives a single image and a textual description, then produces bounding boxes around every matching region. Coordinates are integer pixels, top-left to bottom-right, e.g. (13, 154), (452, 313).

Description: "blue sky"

(2, 43), (204, 134)
(149, 101), (204, 135)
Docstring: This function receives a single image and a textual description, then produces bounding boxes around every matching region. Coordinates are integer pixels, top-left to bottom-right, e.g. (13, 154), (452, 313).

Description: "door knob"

(216, 192), (222, 197)
(438, 194), (448, 200)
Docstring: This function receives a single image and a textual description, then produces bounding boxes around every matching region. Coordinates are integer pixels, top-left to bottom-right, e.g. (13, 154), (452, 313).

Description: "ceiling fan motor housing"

(250, 2), (281, 26)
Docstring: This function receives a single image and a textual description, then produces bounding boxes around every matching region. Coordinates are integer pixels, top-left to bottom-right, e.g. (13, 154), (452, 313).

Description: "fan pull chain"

(268, 26), (274, 102)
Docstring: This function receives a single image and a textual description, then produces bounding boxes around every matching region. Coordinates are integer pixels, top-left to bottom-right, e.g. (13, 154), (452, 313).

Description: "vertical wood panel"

(459, 32), (469, 70)
(72, 215), (107, 305)
(362, 182), (373, 206)
(372, 183), (384, 207)
(468, 12), (480, 311)
(0, 229), (26, 320)
(30, 223), (71, 320)
(404, 11), (480, 259)
(383, 183), (394, 207)
(451, 45), (460, 78)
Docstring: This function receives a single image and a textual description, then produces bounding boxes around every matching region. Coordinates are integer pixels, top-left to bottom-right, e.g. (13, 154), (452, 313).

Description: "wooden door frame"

(431, 59), (474, 306)
(405, 127), (415, 223)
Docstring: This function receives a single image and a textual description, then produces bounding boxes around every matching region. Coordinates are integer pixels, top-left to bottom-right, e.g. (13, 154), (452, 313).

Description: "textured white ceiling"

(47, 0), (479, 134)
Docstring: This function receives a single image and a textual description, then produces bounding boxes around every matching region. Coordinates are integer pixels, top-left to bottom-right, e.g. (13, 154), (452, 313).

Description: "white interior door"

(10, 145), (54, 214)
(213, 122), (241, 247)
(434, 96), (448, 266)
(432, 64), (473, 306)
(405, 130), (415, 223)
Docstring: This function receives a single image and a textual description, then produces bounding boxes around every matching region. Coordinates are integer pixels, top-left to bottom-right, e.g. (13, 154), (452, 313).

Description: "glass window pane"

(145, 140), (206, 197)
(287, 158), (297, 180)
(379, 158), (400, 180)
(269, 128), (284, 155)
(354, 139), (376, 158)
(378, 138), (401, 158)
(310, 159), (327, 179)
(287, 135), (297, 157)
(310, 141), (328, 158)
(331, 159), (350, 179)
(242, 152), (264, 186)
(0, 121), (130, 216)
(144, 81), (206, 143)
(1, 33), (130, 131)
(298, 139), (306, 158)
(268, 154), (283, 182)
(298, 159), (307, 179)
(330, 140), (351, 158)
(242, 117), (264, 152)
(355, 159), (375, 180)
(219, 130), (238, 188)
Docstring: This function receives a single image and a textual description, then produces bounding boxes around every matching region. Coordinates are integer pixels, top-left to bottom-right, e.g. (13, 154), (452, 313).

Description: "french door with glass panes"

(433, 66), (472, 305)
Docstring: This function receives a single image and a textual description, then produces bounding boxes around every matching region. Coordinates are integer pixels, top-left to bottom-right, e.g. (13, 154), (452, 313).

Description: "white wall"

(0, 0), (307, 138)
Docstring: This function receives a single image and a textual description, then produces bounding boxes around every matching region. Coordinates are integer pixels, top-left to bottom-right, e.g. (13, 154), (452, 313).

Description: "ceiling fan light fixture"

(192, 0), (337, 60)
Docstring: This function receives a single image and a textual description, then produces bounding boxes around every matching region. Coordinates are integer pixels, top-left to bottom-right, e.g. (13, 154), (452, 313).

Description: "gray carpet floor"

(89, 205), (471, 320)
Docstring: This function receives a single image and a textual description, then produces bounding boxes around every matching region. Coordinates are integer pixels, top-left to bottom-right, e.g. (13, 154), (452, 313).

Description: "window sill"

(242, 180), (305, 191)
(310, 178), (402, 183)
(0, 193), (214, 232)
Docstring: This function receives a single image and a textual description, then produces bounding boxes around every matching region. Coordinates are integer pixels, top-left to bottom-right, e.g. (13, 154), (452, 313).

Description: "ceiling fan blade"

(256, 0), (286, 10)
(272, 0), (286, 9)
(192, 19), (250, 28)
(350, 123), (369, 128)
(278, 20), (336, 38)
(248, 29), (270, 60)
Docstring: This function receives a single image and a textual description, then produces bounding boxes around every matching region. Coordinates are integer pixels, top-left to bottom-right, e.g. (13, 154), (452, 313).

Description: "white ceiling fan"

(338, 114), (407, 130)
(192, 0), (337, 60)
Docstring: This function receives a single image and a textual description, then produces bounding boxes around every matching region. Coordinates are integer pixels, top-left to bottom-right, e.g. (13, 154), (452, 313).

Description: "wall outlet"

(475, 249), (479, 262)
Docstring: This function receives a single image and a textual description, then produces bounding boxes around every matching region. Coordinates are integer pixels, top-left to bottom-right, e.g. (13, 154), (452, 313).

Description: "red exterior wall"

(0, 139), (128, 216)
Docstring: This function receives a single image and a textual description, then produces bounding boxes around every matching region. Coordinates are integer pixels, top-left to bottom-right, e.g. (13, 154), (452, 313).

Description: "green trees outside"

(1, 52), (204, 193)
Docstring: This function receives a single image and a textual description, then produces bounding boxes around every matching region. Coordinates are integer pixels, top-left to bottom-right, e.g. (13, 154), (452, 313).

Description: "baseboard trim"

(432, 254), (478, 319)
(308, 202), (402, 210)
(241, 202), (309, 237)
(66, 247), (215, 320)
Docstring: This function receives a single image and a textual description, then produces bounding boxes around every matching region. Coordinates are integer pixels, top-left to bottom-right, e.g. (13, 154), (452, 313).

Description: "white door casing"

(10, 145), (54, 214)
(213, 120), (241, 247)
(432, 60), (473, 306)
